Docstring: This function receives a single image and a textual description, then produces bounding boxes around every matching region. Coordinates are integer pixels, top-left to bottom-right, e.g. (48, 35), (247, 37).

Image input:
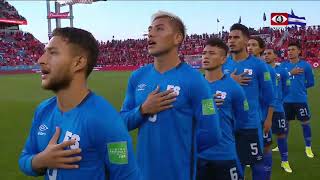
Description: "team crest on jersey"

(137, 83), (147, 91)
(215, 90), (227, 99)
(37, 124), (48, 136)
(244, 69), (253, 75)
(63, 131), (80, 149)
(167, 85), (181, 96)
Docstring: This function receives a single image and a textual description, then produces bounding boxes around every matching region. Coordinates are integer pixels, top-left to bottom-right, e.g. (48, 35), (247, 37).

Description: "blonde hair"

(151, 10), (186, 40)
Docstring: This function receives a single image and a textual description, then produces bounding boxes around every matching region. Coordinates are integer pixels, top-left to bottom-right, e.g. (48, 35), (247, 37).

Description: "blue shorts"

(272, 112), (288, 134)
(196, 158), (242, 180)
(284, 103), (311, 121)
(235, 128), (263, 165)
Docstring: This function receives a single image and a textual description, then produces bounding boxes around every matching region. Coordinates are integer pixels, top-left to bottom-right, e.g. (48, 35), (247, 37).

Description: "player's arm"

(257, 62), (274, 110)
(304, 62), (315, 88)
(231, 83), (262, 165)
(193, 77), (221, 152)
(281, 68), (290, 98)
(264, 68), (276, 133)
(232, 84), (251, 130)
(19, 124), (46, 176)
(92, 109), (141, 180)
(120, 73), (147, 131)
(18, 113), (45, 176)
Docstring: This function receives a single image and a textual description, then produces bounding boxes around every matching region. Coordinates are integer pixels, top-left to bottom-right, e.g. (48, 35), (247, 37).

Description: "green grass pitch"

(0, 70), (319, 180)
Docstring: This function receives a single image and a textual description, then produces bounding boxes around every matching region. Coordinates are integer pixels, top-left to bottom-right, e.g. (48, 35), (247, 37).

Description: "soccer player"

(281, 42), (315, 158)
(198, 38), (250, 180)
(120, 11), (221, 180)
(18, 27), (140, 180)
(222, 24), (274, 180)
(263, 48), (292, 173)
(247, 36), (276, 179)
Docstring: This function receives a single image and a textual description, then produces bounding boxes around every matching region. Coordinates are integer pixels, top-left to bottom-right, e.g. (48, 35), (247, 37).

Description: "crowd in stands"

(1, 26), (319, 68)
(96, 26), (320, 66)
(0, 0), (319, 69)
(0, 0), (26, 21)
(0, 31), (44, 67)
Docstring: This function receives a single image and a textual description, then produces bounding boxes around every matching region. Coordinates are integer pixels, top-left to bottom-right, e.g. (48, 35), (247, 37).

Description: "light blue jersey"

(19, 92), (140, 180)
(120, 62), (221, 180)
(199, 75), (249, 161)
(281, 60), (315, 103)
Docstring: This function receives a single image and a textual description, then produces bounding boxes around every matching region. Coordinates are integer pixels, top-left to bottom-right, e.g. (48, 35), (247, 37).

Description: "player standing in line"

(120, 11), (221, 180)
(263, 48), (292, 173)
(198, 38), (250, 180)
(19, 27), (140, 180)
(222, 24), (274, 180)
(247, 36), (276, 179)
(281, 42), (315, 158)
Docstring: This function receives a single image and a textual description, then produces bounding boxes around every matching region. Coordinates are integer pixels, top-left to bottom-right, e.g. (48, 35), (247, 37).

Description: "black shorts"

(284, 103), (311, 121)
(235, 128), (263, 165)
(272, 112), (288, 134)
(263, 129), (272, 147)
(196, 158), (241, 180)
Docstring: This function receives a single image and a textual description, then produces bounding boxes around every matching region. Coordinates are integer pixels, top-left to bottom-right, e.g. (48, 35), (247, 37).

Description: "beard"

(42, 72), (72, 93)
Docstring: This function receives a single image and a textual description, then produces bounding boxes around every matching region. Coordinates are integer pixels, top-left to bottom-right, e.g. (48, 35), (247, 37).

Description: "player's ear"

(174, 32), (183, 46)
(73, 55), (87, 74)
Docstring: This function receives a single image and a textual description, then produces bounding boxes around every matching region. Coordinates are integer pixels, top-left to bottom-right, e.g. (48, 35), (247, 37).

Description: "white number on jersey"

(48, 169), (57, 180)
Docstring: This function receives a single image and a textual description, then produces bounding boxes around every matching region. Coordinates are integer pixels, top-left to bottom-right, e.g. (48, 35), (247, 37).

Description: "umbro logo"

(39, 124), (48, 131)
(38, 124), (48, 136)
(137, 84), (147, 91)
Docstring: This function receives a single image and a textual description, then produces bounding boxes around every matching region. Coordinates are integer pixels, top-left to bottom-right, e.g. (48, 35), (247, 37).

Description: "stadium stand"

(0, 31), (44, 67)
(96, 26), (320, 67)
(0, 0), (26, 21)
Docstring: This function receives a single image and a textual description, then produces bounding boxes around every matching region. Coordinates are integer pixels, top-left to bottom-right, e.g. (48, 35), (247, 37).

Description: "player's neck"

(56, 77), (89, 112)
(289, 58), (299, 64)
(232, 50), (249, 61)
(205, 68), (224, 83)
(154, 50), (181, 73)
(271, 62), (276, 67)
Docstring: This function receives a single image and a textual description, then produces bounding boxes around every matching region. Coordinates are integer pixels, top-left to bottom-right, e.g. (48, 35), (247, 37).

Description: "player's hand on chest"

(135, 82), (188, 115)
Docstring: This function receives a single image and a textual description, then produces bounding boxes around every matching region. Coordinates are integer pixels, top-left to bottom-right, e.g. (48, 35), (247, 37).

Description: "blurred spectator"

(1, 26), (319, 68)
